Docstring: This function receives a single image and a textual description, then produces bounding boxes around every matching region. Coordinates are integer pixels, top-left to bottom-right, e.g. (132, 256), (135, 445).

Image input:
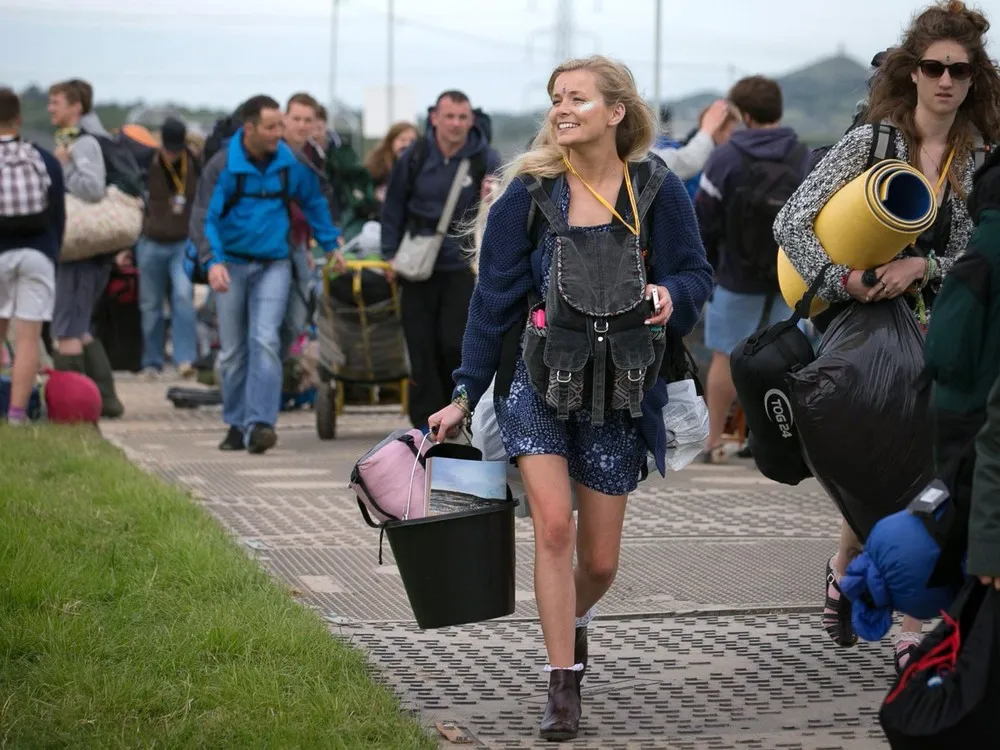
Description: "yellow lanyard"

(563, 157), (640, 236)
(162, 152), (188, 195)
(933, 147), (955, 203)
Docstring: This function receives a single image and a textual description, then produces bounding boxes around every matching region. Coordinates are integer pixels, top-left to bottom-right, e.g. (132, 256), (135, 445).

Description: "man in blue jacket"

(0, 88), (65, 425)
(198, 94), (344, 454)
(379, 90), (500, 431)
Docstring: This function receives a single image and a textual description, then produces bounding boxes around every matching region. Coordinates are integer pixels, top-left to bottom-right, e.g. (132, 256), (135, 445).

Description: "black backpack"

(724, 142), (808, 286)
(79, 128), (144, 199)
(500, 156), (702, 399)
(517, 160), (671, 426)
(202, 110), (243, 165)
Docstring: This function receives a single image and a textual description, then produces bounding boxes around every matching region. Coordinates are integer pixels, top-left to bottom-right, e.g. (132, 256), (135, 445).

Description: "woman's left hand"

(869, 257), (927, 302)
(645, 284), (673, 326)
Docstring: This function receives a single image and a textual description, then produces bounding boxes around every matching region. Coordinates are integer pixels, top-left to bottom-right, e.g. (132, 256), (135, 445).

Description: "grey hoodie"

(66, 112), (108, 203)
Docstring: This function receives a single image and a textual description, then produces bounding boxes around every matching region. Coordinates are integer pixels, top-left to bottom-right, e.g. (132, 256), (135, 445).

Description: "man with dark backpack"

(379, 90), (501, 432)
(694, 75), (810, 463)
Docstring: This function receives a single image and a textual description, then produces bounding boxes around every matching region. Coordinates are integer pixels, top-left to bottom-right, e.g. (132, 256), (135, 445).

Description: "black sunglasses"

(918, 59), (973, 81)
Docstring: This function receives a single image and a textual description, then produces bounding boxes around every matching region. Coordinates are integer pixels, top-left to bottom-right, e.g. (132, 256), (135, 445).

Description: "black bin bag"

(730, 264), (830, 485)
(879, 580), (1000, 748)
(788, 297), (933, 541)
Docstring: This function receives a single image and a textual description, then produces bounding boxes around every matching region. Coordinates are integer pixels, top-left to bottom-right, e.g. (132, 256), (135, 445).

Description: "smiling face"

(245, 107), (284, 155)
(284, 102), (315, 149)
(548, 69), (624, 150)
(911, 39), (972, 117)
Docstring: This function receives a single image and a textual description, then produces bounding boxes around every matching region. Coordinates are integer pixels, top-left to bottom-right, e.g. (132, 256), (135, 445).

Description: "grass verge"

(0, 424), (434, 750)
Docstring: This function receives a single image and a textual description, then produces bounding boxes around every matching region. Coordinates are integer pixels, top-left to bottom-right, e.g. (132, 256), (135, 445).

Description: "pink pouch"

(350, 428), (433, 527)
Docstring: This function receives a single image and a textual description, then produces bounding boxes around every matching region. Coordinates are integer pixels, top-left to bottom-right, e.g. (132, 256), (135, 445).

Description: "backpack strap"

(632, 160), (668, 259)
(868, 120), (898, 167)
(523, 174), (570, 236)
(219, 167), (292, 220)
(404, 138), (430, 205)
(972, 133), (990, 172)
(220, 173), (246, 219)
(524, 175), (563, 247)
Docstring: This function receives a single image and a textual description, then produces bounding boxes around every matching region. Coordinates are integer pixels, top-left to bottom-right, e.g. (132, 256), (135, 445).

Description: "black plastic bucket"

(385, 498), (518, 629)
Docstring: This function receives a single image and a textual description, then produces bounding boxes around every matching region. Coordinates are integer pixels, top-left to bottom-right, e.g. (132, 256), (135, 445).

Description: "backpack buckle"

(594, 320), (609, 334)
(555, 371), (572, 384)
(628, 368), (644, 383)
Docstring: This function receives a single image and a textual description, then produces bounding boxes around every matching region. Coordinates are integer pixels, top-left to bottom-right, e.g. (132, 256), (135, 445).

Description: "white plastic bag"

(662, 379), (710, 471)
(470, 378), (527, 501)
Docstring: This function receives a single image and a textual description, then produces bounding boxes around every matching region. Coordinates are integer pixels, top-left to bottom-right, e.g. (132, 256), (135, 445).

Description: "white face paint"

(576, 100), (597, 113)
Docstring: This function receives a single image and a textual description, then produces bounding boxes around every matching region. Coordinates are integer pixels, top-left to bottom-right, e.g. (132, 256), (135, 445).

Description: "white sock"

(543, 663), (584, 672)
(575, 606), (596, 629)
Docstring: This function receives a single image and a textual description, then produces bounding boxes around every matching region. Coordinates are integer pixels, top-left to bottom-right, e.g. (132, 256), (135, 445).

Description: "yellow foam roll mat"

(778, 159), (938, 317)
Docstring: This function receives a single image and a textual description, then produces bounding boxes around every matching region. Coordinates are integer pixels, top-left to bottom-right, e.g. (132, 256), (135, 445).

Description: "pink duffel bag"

(350, 428), (433, 527)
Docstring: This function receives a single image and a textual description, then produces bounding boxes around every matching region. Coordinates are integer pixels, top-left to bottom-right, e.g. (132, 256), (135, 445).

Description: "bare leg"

(10, 319), (43, 411)
(704, 352), (736, 456)
(519, 454), (576, 668)
(57, 336), (84, 356)
(574, 483), (628, 617)
(832, 521), (864, 578)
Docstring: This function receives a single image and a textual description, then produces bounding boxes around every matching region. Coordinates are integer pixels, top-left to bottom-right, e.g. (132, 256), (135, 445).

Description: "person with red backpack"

(0, 88), (65, 424)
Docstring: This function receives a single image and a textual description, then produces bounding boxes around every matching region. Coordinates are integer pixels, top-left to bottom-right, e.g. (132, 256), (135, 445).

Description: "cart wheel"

(316, 383), (337, 440)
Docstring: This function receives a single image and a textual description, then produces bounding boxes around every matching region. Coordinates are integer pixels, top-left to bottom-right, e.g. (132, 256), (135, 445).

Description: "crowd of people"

(2, 0), (1000, 741)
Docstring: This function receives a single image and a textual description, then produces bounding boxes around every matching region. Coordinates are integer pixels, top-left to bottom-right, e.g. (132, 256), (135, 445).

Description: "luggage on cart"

(314, 259), (409, 440)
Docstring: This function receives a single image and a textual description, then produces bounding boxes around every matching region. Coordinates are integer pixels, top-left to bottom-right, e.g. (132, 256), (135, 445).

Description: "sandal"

(893, 632), (923, 675)
(824, 556), (858, 647)
(701, 445), (727, 464)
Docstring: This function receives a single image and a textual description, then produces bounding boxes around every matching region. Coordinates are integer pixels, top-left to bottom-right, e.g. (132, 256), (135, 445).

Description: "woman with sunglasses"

(775, 0), (1000, 675)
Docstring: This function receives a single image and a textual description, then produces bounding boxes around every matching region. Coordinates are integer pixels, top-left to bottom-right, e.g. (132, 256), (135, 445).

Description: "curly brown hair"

(867, 1), (1000, 190)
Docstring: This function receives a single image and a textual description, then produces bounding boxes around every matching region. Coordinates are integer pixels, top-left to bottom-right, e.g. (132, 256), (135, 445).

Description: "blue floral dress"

(493, 181), (647, 496)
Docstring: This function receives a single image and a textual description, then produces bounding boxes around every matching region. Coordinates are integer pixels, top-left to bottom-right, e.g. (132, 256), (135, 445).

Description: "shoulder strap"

(220, 172), (246, 219)
(632, 160), (668, 259)
(972, 134), (990, 172)
(404, 138), (430, 203)
(524, 175), (561, 245)
(523, 174), (569, 236)
(469, 151), (488, 192)
(868, 120), (898, 167)
(279, 166), (291, 206)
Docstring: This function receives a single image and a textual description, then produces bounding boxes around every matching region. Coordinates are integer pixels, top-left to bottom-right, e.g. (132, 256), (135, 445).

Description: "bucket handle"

(403, 431), (435, 520)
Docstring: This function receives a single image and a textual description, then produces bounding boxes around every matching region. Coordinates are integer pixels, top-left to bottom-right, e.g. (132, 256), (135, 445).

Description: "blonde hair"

(466, 55), (657, 270)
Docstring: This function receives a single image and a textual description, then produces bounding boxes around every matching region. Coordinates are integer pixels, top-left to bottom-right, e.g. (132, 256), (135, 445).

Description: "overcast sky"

(2, 0), (994, 117)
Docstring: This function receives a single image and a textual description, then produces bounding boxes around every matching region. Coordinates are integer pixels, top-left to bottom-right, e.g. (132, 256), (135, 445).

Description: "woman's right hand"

(844, 269), (874, 303)
(427, 403), (467, 443)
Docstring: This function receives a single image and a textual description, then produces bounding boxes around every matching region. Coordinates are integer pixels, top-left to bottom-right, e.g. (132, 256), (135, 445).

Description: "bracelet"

(452, 385), (472, 420)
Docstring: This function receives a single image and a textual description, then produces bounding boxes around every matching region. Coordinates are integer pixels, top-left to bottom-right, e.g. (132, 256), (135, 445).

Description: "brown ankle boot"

(574, 627), (588, 692)
(539, 669), (581, 742)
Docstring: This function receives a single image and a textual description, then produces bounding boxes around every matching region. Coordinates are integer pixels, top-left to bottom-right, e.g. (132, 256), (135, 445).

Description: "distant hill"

(7, 53), (871, 159)
(656, 54), (870, 145)
(486, 54), (871, 157)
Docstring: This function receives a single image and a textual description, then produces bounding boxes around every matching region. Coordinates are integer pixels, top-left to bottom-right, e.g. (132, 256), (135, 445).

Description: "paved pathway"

(102, 375), (897, 749)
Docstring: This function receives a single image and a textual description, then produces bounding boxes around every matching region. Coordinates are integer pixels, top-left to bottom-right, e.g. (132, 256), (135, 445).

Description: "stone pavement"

(102, 375), (897, 750)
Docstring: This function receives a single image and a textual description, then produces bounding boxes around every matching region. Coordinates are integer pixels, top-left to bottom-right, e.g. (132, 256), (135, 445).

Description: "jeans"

(216, 259), (291, 434)
(280, 244), (313, 360)
(136, 236), (197, 369)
